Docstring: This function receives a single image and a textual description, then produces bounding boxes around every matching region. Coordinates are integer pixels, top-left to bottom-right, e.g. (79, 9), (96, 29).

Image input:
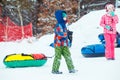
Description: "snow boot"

(69, 69), (78, 73)
(52, 71), (63, 74)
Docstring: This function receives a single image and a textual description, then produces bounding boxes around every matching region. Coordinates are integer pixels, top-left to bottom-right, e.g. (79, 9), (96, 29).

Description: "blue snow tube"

(116, 37), (120, 47)
(81, 44), (105, 57)
(116, 32), (120, 47)
(98, 33), (105, 44)
(98, 32), (120, 47)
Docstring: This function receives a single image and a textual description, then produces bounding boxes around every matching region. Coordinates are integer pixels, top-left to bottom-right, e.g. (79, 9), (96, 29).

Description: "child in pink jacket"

(100, 3), (119, 60)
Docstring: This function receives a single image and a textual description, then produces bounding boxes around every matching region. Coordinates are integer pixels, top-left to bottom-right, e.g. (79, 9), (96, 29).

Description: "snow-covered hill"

(0, 9), (120, 80)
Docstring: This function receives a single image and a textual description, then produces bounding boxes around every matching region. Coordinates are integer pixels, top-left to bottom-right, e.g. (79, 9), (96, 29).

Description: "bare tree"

(78, 0), (81, 19)
(2, 0), (37, 39)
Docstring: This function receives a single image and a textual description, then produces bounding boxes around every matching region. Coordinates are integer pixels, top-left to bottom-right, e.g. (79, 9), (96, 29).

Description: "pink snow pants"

(104, 33), (116, 59)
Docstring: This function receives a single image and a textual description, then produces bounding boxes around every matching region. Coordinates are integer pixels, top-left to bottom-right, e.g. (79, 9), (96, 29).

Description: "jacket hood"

(55, 10), (66, 23)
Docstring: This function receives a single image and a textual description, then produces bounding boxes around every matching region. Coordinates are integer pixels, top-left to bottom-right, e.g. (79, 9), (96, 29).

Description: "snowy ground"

(0, 9), (120, 80)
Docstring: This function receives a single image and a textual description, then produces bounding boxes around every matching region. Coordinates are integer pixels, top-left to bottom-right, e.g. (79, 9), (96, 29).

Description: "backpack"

(67, 30), (73, 47)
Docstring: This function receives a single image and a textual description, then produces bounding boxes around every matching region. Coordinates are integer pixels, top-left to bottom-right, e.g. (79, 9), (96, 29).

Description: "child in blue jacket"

(52, 10), (76, 74)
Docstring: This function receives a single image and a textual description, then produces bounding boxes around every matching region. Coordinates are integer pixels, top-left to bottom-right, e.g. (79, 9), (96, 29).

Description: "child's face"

(63, 17), (67, 21)
(106, 4), (114, 12)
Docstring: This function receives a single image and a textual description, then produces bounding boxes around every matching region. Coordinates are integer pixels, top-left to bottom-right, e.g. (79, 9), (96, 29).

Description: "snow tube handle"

(21, 53), (32, 57)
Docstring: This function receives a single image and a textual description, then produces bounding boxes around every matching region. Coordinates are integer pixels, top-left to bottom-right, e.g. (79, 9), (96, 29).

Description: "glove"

(105, 25), (113, 31)
(105, 25), (111, 30)
(109, 11), (115, 16)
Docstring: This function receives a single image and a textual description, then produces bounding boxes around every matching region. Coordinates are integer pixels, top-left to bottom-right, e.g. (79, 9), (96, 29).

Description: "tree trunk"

(5, 17), (8, 41)
(116, 0), (118, 8)
(17, 6), (24, 39)
(78, 0), (81, 19)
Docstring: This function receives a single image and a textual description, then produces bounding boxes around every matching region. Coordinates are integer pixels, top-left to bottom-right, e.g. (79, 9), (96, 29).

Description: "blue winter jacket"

(54, 10), (69, 47)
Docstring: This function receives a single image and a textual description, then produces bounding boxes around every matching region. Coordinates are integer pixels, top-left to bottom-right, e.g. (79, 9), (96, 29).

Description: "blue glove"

(105, 25), (111, 30)
(109, 11), (115, 16)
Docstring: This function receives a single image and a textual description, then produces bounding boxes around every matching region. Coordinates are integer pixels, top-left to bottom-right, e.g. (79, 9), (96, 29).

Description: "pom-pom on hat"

(62, 12), (67, 18)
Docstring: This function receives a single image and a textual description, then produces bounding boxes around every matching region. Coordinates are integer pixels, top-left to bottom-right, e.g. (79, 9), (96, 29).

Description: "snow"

(1, 9), (120, 80)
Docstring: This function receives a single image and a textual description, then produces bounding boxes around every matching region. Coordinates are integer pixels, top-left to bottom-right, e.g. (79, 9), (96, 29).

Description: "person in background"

(100, 2), (119, 60)
(52, 10), (77, 74)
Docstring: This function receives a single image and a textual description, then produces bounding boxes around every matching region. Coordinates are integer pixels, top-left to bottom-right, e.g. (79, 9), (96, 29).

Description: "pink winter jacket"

(100, 14), (119, 34)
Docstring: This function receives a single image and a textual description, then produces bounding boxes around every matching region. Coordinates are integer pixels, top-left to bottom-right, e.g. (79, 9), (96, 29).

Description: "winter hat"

(55, 10), (67, 23)
(105, 3), (115, 12)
